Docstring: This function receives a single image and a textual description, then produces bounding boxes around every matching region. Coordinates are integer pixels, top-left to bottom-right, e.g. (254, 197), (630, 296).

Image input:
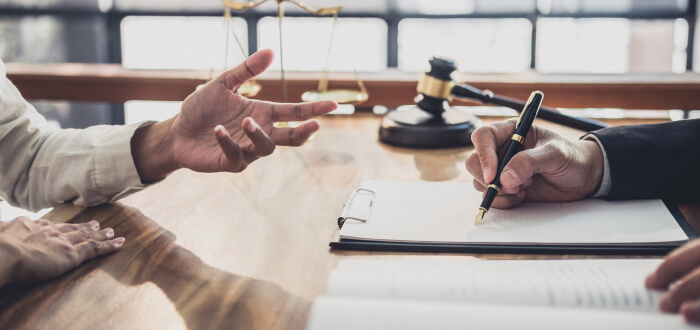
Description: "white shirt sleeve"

(0, 63), (155, 211)
(582, 133), (611, 198)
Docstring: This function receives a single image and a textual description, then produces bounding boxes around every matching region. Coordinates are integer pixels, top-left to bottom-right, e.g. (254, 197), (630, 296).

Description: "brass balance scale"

(218, 0), (368, 105)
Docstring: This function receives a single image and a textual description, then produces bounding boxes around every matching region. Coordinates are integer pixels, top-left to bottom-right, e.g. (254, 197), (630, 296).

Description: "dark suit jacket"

(590, 118), (700, 202)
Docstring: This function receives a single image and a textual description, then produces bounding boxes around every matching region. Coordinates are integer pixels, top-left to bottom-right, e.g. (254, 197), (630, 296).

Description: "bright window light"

(399, 18), (532, 73)
(125, 101), (182, 124)
(258, 17), (387, 72)
(538, 18), (686, 73)
(121, 16), (247, 70)
(537, 18), (630, 73)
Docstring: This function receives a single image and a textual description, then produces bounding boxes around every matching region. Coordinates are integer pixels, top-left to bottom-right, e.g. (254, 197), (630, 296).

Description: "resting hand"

(646, 240), (700, 323)
(131, 49), (338, 181)
(465, 119), (604, 209)
(0, 217), (124, 287)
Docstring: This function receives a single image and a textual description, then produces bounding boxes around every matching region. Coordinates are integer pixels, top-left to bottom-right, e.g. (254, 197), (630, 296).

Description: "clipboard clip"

(338, 188), (375, 228)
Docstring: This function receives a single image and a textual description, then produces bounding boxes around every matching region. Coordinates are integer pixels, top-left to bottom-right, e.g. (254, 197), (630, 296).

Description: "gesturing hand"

(465, 119), (605, 209)
(131, 49), (338, 182)
(646, 240), (700, 323)
(0, 217), (124, 287)
(172, 49), (337, 173)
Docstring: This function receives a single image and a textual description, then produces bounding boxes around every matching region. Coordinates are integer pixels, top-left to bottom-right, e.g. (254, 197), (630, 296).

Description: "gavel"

(416, 56), (608, 132)
(379, 56), (608, 148)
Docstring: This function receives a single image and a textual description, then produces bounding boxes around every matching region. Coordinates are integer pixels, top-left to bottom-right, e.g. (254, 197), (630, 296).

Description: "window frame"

(0, 1), (696, 70)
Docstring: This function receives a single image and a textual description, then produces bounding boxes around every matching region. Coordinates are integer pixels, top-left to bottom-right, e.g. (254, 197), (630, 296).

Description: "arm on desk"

(466, 118), (700, 324)
(0, 218), (123, 288)
(466, 118), (700, 207)
(0, 50), (337, 290)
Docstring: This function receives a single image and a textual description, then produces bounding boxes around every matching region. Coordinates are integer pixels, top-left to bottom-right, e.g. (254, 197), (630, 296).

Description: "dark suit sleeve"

(589, 119), (700, 202)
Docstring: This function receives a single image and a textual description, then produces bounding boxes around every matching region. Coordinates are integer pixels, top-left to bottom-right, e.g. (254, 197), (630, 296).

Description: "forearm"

(0, 73), (153, 210)
(0, 236), (19, 287)
(590, 119), (700, 201)
(131, 117), (181, 183)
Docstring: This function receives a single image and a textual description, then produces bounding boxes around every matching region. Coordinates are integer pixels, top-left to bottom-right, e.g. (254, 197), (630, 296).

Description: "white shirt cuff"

(93, 120), (158, 202)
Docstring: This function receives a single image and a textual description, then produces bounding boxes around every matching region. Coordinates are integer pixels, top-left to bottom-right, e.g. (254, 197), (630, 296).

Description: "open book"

(307, 259), (695, 330)
(333, 181), (693, 254)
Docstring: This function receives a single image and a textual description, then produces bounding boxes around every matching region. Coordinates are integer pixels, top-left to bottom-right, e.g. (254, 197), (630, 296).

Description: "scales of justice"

(216, 0), (368, 105)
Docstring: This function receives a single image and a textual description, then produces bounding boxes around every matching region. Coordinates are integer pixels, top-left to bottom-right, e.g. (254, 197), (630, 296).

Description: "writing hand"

(465, 119), (604, 209)
(131, 49), (338, 181)
(646, 240), (700, 323)
(0, 217), (124, 287)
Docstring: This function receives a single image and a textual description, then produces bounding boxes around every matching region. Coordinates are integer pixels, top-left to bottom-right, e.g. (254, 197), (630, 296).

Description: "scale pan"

(301, 89), (368, 105)
(239, 81), (262, 97)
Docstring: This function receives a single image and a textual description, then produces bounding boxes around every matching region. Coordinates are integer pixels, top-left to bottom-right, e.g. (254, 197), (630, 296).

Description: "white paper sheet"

(307, 259), (696, 330)
(307, 297), (694, 330)
(329, 259), (664, 310)
(339, 181), (689, 245)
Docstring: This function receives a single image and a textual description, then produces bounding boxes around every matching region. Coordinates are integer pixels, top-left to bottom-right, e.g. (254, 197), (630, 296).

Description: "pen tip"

(474, 209), (486, 225)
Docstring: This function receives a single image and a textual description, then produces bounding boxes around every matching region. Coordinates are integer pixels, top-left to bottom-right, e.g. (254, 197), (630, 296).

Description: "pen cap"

(514, 91), (543, 138)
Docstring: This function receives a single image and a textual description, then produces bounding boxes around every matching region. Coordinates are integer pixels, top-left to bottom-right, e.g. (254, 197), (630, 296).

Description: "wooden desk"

(0, 115), (696, 329)
(7, 63), (700, 110)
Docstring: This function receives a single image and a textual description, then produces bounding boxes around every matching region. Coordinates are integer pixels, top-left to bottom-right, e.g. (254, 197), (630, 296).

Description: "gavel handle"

(452, 84), (609, 132)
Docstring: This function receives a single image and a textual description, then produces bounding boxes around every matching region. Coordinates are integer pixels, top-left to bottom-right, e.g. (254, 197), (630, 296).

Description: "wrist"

(131, 117), (181, 183)
(582, 139), (604, 196)
(0, 234), (20, 287)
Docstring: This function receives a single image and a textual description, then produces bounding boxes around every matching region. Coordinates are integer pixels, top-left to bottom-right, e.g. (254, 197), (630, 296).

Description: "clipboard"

(330, 182), (697, 255)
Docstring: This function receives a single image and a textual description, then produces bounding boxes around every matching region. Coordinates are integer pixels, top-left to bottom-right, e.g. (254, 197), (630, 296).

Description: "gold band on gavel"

(511, 134), (524, 144)
(488, 184), (500, 191)
(417, 75), (456, 100)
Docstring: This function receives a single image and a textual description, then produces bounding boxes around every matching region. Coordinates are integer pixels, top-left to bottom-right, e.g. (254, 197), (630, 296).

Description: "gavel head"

(416, 56), (458, 116)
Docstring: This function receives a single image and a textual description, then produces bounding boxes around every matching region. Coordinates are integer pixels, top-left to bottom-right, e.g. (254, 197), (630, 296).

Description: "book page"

(306, 296), (694, 330)
(339, 181), (688, 245)
(328, 259), (664, 311)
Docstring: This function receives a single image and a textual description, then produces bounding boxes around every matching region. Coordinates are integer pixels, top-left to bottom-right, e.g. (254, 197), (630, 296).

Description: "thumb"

(500, 142), (568, 189)
(215, 49), (274, 91)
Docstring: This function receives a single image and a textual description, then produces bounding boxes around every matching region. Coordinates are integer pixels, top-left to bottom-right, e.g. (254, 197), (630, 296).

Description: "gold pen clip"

(515, 91), (543, 127)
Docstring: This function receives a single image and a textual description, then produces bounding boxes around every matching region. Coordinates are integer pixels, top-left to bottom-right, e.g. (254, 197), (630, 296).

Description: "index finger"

(268, 100), (337, 122)
(470, 119), (517, 183)
(646, 240), (700, 289)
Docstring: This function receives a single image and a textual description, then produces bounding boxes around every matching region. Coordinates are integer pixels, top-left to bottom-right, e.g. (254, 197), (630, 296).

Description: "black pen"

(474, 91), (543, 225)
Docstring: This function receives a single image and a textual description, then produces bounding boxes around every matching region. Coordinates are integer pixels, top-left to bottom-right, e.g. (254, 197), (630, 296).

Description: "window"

(125, 100), (181, 125)
(257, 17), (387, 72)
(122, 16), (248, 70)
(539, 0), (688, 15)
(397, 0), (536, 14)
(0, 14), (113, 128)
(537, 18), (688, 73)
(399, 18), (532, 73)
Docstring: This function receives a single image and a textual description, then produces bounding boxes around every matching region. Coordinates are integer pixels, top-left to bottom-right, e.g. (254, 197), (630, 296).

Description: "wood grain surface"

(7, 63), (700, 110)
(0, 115), (692, 330)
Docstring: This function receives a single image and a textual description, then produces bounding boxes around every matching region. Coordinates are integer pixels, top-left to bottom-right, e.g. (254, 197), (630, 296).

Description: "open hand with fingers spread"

(465, 118), (605, 209)
(130, 49), (338, 182)
(0, 218), (124, 287)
